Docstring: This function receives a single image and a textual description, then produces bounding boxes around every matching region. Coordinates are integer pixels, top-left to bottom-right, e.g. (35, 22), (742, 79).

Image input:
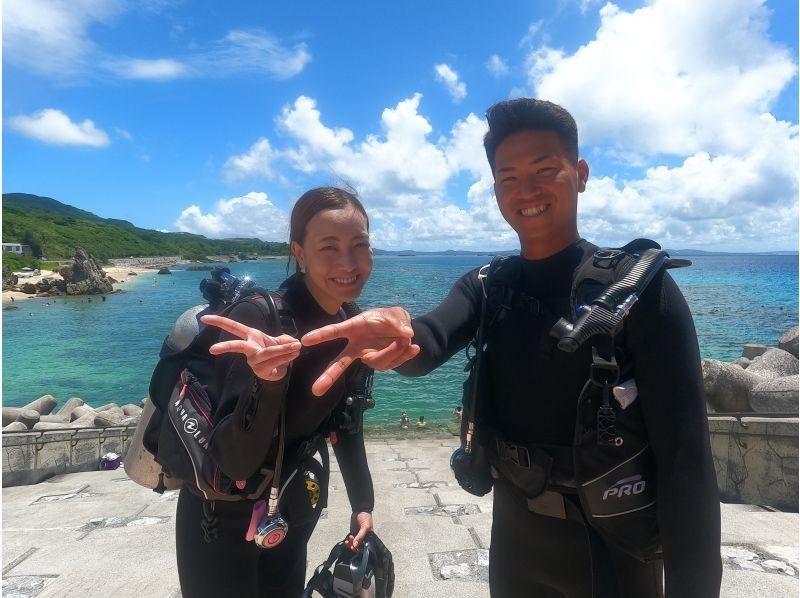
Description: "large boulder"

(59, 247), (113, 295)
(779, 327), (799, 359)
(741, 344), (769, 359)
(702, 359), (764, 412)
(749, 375), (799, 413)
(747, 348), (799, 380)
(2, 266), (18, 290)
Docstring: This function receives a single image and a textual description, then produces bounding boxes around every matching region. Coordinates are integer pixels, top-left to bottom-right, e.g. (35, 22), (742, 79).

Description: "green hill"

(2, 193), (289, 261)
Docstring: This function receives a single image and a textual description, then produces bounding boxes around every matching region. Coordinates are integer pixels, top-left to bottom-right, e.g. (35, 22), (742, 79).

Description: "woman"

(176, 187), (388, 597)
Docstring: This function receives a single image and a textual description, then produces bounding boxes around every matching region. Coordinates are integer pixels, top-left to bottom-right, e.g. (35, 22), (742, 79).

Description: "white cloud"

(528, 0), (797, 157)
(199, 30), (311, 80)
(174, 192), (290, 241)
(9, 108), (110, 147)
(434, 64), (467, 103)
(486, 54), (509, 77)
(106, 58), (189, 80)
(579, 0), (602, 15)
(223, 138), (280, 182)
(517, 0), (798, 251)
(278, 94), (453, 206)
(3, 0), (124, 77)
(578, 116), (799, 250)
(5, 2), (310, 82)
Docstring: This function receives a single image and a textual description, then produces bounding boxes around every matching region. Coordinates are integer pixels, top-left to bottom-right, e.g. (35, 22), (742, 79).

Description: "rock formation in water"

(59, 247), (114, 295)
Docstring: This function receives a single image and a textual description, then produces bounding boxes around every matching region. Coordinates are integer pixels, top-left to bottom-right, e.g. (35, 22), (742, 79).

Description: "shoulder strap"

(551, 238), (690, 354)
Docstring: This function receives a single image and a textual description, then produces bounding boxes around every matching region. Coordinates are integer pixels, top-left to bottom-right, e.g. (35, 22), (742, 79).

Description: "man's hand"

(201, 314), (301, 382)
(301, 307), (420, 396)
(345, 511), (374, 551)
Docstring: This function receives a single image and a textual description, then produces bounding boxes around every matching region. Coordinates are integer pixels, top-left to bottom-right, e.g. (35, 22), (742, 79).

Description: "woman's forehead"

(305, 207), (368, 238)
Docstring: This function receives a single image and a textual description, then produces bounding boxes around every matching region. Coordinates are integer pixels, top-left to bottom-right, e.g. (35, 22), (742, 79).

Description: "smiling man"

(303, 98), (722, 598)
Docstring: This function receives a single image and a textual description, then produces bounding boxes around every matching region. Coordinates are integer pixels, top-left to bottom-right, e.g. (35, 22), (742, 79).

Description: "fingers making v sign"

(201, 314), (302, 382)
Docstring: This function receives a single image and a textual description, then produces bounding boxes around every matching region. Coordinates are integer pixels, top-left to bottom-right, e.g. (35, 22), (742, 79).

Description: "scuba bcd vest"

(127, 268), (375, 503)
(304, 532), (395, 598)
(452, 239), (690, 562)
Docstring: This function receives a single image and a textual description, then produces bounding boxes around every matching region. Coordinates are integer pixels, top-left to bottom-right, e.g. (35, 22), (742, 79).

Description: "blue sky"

(4, 0), (798, 252)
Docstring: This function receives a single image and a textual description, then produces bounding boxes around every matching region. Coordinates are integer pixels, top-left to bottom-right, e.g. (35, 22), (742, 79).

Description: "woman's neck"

(302, 275), (342, 315)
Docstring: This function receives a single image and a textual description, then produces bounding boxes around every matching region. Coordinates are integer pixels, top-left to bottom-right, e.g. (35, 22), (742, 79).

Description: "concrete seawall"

(4, 418), (798, 512)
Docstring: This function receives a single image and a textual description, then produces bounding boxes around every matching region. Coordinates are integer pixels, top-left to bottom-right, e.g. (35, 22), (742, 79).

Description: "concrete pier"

(2, 438), (798, 598)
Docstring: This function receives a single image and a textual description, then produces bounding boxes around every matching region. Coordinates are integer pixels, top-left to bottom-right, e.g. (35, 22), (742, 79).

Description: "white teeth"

(520, 205), (549, 217)
(333, 277), (357, 284)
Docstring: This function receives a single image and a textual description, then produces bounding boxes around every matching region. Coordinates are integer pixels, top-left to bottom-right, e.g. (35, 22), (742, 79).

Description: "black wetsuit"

(176, 274), (374, 598)
(397, 239), (721, 598)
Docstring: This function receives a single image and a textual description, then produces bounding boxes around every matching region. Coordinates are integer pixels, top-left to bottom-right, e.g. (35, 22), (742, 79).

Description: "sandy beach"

(3, 266), (155, 302)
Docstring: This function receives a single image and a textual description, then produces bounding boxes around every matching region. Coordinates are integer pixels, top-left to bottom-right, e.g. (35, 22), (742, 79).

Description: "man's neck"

(520, 232), (580, 260)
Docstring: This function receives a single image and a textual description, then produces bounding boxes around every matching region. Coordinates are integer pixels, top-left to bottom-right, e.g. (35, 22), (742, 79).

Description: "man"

(304, 98), (722, 597)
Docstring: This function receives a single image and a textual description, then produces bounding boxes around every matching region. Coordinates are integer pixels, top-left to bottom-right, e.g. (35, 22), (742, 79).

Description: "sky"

(3, 0), (799, 252)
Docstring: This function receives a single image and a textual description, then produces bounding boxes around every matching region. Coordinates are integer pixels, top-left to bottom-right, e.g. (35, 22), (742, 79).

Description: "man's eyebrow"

(496, 155), (554, 173)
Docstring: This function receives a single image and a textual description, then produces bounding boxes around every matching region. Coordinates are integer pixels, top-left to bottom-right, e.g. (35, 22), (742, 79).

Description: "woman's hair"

(288, 187), (369, 273)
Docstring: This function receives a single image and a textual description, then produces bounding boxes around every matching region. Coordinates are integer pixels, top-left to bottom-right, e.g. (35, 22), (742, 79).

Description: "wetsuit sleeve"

(332, 426), (375, 514)
(207, 300), (288, 481)
(395, 268), (482, 376)
(626, 272), (722, 598)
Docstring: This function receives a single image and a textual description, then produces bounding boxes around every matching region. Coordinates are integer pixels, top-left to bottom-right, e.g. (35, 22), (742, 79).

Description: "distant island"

(3, 193), (796, 275)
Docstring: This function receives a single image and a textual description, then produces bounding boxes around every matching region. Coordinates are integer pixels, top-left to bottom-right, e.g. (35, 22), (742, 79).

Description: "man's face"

(492, 129), (589, 259)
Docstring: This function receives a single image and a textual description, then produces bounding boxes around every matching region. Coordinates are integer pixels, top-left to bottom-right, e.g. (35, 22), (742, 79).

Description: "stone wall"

(107, 256), (182, 268)
(709, 416), (798, 511)
(2, 426), (135, 487)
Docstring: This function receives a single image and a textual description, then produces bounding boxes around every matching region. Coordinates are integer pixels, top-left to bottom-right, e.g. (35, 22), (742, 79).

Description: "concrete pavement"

(3, 437), (798, 597)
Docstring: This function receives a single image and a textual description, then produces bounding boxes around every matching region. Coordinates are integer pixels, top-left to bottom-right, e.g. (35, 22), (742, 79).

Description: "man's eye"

(501, 176), (517, 183)
(537, 167), (557, 175)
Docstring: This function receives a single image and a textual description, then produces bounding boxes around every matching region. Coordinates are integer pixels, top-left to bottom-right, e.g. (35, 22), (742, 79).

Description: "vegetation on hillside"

(2, 193), (289, 261)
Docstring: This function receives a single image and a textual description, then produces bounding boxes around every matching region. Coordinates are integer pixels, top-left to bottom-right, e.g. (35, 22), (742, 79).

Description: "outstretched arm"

(301, 268), (484, 395)
(301, 307), (420, 395)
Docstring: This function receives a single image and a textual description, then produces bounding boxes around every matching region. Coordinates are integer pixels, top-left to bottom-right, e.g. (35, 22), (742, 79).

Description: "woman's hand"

(301, 307), (421, 396)
(201, 314), (302, 382)
(345, 511), (374, 551)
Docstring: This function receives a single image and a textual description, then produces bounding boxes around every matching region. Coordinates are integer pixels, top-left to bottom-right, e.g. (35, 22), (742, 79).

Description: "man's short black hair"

(483, 98), (579, 172)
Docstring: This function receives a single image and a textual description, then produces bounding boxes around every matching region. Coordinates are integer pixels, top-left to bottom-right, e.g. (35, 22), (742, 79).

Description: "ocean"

(2, 254), (797, 432)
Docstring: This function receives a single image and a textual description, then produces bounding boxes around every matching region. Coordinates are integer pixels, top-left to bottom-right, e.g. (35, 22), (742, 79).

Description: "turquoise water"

(3, 254), (797, 430)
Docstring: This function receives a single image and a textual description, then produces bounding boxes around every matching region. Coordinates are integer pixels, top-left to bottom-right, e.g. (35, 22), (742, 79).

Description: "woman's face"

(291, 206), (372, 314)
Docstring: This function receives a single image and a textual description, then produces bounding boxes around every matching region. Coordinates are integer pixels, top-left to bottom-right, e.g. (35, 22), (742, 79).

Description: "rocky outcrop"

(2, 396), (144, 432)
(750, 376), (800, 412)
(703, 328), (799, 413)
(747, 348), (799, 379)
(702, 359), (764, 412)
(779, 327), (799, 358)
(157, 267), (172, 275)
(59, 247), (113, 295)
(2, 265), (18, 290)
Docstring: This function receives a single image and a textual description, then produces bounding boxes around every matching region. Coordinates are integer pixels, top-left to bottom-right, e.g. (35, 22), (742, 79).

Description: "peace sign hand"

(301, 307), (420, 396)
(201, 314), (302, 382)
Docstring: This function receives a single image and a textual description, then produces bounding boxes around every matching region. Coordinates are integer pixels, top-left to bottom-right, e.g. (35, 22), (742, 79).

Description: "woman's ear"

(290, 241), (305, 270)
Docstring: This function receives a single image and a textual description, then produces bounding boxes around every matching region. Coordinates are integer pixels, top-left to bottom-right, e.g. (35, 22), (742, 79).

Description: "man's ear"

(577, 159), (590, 192)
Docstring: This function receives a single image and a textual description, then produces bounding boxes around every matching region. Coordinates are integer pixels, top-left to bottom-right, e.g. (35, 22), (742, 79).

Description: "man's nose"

(521, 175), (543, 197)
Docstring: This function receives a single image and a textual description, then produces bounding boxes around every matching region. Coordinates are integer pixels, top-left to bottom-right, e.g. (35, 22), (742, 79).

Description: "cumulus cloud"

(9, 108), (110, 147)
(434, 64), (467, 103)
(223, 138), (280, 182)
(522, 0), (798, 251)
(486, 54), (509, 77)
(174, 192), (290, 241)
(528, 0), (797, 157)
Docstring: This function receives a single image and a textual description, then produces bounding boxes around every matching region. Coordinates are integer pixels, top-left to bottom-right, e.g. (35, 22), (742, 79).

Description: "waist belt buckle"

(502, 441), (530, 469)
